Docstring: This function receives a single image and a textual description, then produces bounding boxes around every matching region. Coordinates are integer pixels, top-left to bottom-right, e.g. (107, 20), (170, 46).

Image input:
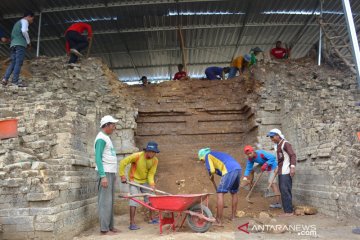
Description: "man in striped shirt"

(267, 128), (297, 217)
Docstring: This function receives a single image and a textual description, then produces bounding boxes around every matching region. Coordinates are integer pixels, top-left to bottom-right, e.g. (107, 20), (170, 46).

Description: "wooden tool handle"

(128, 181), (171, 195)
(246, 171), (264, 199)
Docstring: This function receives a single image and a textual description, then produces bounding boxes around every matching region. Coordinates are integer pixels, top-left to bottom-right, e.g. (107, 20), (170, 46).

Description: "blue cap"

(267, 132), (277, 137)
(144, 141), (160, 153)
(244, 54), (251, 62)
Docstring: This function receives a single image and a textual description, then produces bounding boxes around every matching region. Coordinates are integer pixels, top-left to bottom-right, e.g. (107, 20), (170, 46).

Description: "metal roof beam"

(1, 0), (226, 18)
(111, 61), (230, 70)
(35, 22), (320, 42)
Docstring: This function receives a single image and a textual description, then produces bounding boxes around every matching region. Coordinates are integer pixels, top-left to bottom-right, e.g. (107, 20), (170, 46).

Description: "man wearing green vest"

(1, 11), (34, 87)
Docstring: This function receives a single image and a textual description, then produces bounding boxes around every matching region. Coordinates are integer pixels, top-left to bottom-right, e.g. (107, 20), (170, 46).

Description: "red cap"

(244, 145), (254, 154)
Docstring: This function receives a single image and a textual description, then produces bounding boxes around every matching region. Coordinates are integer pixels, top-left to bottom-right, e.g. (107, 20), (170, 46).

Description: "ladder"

(319, 19), (356, 74)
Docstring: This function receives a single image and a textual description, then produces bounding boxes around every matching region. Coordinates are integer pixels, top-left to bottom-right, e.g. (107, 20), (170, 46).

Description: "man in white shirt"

(2, 11), (34, 87)
(94, 115), (120, 235)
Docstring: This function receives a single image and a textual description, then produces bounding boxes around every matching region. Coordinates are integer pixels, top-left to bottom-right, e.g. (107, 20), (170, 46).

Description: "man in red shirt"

(270, 41), (290, 59)
(173, 64), (189, 80)
(65, 22), (93, 64)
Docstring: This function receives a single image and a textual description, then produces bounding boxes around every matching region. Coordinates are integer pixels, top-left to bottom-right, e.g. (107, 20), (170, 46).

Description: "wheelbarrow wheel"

(186, 204), (213, 233)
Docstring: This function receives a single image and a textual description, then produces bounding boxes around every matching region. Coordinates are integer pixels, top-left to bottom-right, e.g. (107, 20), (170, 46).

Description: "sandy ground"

(74, 213), (359, 240)
(74, 190), (360, 240)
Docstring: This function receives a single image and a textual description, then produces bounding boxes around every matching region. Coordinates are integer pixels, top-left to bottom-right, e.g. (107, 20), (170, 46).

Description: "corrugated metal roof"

(0, 0), (359, 83)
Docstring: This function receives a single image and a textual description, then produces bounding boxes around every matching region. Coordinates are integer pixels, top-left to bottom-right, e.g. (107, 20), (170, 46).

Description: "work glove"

(120, 176), (127, 183)
(243, 177), (248, 181)
(261, 163), (271, 172)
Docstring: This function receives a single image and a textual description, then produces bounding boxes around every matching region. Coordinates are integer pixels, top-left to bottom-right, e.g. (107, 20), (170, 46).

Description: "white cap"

(267, 128), (285, 139)
(100, 115), (119, 128)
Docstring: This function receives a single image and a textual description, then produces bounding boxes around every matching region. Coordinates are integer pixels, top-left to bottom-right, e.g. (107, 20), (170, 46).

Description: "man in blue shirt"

(205, 66), (230, 80)
(198, 148), (242, 226)
(242, 145), (281, 208)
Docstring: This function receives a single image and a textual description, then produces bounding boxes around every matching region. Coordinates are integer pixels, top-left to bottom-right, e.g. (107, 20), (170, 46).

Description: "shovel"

(245, 171), (264, 204)
(86, 37), (93, 58)
(128, 181), (171, 195)
(264, 168), (280, 198)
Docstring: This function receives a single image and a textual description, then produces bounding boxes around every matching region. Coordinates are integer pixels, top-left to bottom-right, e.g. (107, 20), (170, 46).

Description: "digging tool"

(128, 181), (171, 195)
(86, 37), (93, 58)
(245, 171), (264, 203)
(2, 57), (11, 64)
(264, 168), (280, 198)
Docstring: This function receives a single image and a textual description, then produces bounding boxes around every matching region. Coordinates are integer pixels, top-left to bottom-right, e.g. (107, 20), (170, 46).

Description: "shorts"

(253, 164), (277, 183)
(217, 169), (241, 194)
(129, 183), (151, 207)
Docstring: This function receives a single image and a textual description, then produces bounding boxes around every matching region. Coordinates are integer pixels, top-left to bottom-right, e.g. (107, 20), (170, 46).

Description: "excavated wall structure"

(0, 57), (138, 239)
(0, 57), (359, 239)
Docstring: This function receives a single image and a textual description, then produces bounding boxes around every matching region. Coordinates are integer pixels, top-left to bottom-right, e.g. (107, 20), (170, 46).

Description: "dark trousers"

(278, 174), (293, 213)
(65, 30), (88, 63)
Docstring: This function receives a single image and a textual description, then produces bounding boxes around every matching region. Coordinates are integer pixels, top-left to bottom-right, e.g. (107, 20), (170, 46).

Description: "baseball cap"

(100, 115), (119, 128)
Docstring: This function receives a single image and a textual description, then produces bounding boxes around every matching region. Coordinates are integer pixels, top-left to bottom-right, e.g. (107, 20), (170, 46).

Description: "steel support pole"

(341, 0), (360, 88)
(36, 12), (42, 57)
(317, 0), (323, 66)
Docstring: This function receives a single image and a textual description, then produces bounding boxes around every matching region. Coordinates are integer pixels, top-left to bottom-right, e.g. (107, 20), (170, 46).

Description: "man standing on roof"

(267, 128), (296, 217)
(1, 11), (34, 87)
(228, 54), (251, 79)
(204, 66), (230, 80)
(119, 141), (160, 230)
(198, 148), (242, 226)
(270, 41), (290, 59)
(242, 145), (281, 209)
(65, 22), (93, 64)
(94, 115), (120, 235)
(173, 64), (189, 80)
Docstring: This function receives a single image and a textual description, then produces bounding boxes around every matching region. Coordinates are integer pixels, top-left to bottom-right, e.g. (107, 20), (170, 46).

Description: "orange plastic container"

(0, 119), (18, 140)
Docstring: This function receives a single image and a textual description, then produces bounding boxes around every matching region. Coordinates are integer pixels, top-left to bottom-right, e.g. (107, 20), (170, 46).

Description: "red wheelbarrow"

(120, 183), (215, 234)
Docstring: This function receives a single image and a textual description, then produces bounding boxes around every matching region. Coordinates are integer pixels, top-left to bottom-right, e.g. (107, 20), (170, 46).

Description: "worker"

(205, 66), (230, 80)
(249, 47), (263, 66)
(173, 64), (189, 80)
(119, 141), (160, 230)
(1, 11), (35, 87)
(267, 128), (296, 217)
(198, 148), (242, 226)
(94, 115), (120, 235)
(141, 76), (150, 86)
(270, 41), (290, 59)
(242, 145), (281, 208)
(228, 54), (251, 79)
(65, 22), (93, 64)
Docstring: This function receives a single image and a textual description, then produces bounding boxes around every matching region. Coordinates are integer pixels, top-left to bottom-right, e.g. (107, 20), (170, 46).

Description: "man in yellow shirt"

(228, 54), (251, 79)
(119, 141), (159, 230)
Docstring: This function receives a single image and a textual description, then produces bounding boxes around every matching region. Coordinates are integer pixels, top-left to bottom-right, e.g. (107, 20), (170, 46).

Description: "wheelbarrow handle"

(119, 193), (153, 198)
(128, 181), (171, 195)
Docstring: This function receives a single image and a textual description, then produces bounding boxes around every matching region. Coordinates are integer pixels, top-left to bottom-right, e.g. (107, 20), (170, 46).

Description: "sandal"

(129, 224), (140, 230)
(148, 218), (159, 224)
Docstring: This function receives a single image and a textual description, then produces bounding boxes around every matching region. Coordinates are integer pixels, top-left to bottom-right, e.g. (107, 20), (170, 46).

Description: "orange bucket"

(0, 119), (18, 140)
